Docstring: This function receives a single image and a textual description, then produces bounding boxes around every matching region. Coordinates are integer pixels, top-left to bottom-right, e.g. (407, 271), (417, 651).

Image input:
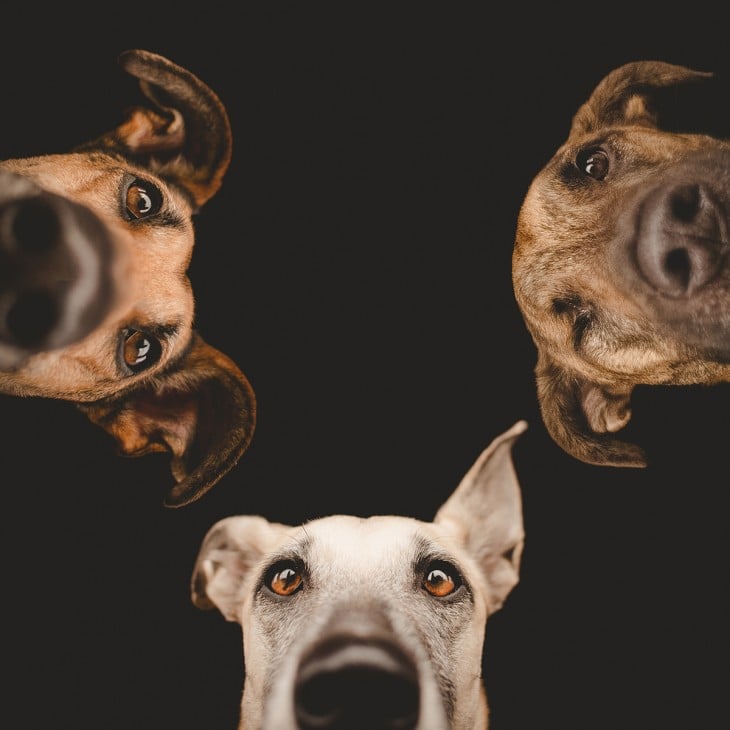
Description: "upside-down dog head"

(512, 61), (730, 468)
(0, 49), (255, 506)
(191, 420), (527, 730)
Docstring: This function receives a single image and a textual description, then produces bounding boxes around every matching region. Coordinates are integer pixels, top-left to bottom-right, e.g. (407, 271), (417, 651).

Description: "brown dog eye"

(423, 561), (461, 598)
(576, 147), (609, 181)
(125, 178), (162, 219)
(266, 561), (303, 596)
(122, 329), (162, 373)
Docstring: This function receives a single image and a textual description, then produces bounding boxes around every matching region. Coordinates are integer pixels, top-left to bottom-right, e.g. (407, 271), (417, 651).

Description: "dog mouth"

(610, 149), (730, 358)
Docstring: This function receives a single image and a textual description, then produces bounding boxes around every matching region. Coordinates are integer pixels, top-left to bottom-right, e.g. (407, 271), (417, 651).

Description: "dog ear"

(569, 61), (713, 137)
(77, 332), (256, 508)
(191, 515), (290, 622)
(535, 351), (647, 468)
(77, 49), (232, 209)
(433, 420), (527, 613)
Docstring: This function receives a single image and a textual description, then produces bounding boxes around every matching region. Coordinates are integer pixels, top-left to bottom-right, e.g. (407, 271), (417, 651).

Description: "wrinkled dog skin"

(192, 421), (527, 730)
(512, 61), (730, 467)
(0, 50), (255, 507)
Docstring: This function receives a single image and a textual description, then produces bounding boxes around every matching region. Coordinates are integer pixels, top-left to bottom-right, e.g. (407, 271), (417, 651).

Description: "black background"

(2, 8), (729, 730)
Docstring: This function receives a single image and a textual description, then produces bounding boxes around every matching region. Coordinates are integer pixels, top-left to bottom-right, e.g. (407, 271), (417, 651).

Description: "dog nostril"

(663, 248), (692, 291)
(669, 184), (701, 223)
(5, 290), (58, 347)
(11, 198), (61, 254)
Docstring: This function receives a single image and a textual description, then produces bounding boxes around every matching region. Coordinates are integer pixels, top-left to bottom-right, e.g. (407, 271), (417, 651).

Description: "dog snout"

(0, 170), (118, 368)
(611, 150), (730, 356)
(295, 636), (420, 730)
(635, 180), (726, 298)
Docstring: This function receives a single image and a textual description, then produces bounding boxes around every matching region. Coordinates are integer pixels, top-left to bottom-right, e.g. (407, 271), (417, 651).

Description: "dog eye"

(576, 147), (609, 180)
(265, 561), (303, 597)
(125, 178), (163, 219)
(122, 329), (162, 373)
(422, 561), (462, 598)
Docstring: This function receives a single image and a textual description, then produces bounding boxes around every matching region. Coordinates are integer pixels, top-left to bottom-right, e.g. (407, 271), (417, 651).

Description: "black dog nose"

(0, 171), (117, 369)
(635, 181), (727, 298)
(295, 639), (420, 730)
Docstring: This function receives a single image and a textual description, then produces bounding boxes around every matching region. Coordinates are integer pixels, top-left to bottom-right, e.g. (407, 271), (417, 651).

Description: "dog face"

(512, 61), (730, 467)
(192, 421), (526, 730)
(0, 50), (256, 507)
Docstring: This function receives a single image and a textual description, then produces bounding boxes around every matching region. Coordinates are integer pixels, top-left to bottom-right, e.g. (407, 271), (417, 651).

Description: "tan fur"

(512, 61), (730, 466)
(0, 50), (255, 506)
(192, 421), (527, 730)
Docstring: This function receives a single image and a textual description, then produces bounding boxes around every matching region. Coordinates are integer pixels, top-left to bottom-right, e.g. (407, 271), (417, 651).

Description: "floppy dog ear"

(434, 420), (527, 613)
(191, 515), (290, 622)
(535, 351), (646, 468)
(569, 61), (713, 138)
(77, 48), (231, 208)
(77, 332), (256, 508)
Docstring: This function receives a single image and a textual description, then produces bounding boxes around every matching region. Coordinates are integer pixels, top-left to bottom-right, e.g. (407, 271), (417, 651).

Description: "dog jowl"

(512, 61), (730, 468)
(0, 50), (255, 507)
(191, 421), (527, 730)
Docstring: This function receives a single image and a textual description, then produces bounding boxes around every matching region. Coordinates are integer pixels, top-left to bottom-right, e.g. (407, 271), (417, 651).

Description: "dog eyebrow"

(266, 530), (313, 565)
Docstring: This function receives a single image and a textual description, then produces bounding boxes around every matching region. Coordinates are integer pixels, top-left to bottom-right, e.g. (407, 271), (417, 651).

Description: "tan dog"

(191, 421), (526, 730)
(512, 61), (730, 467)
(0, 49), (255, 506)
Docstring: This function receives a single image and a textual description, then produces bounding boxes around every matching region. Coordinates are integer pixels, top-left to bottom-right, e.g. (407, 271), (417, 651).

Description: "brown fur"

(0, 50), (255, 506)
(512, 61), (730, 467)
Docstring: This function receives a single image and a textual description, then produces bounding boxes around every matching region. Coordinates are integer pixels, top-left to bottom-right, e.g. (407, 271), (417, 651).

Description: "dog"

(191, 420), (526, 730)
(512, 60), (730, 468)
(0, 49), (255, 507)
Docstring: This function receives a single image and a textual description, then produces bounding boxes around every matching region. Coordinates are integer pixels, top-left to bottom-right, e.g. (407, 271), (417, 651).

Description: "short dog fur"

(512, 61), (730, 467)
(191, 420), (526, 730)
(0, 50), (255, 506)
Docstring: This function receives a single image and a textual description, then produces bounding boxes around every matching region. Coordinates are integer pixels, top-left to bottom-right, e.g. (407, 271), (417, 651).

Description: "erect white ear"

(434, 420), (527, 613)
(190, 515), (290, 623)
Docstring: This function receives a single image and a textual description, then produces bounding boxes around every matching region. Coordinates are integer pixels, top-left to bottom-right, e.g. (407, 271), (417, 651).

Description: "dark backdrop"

(1, 8), (728, 730)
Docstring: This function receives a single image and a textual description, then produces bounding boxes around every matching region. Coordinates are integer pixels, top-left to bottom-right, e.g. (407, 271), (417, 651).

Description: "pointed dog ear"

(77, 48), (232, 208)
(434, 420), (527, 614)
(534, 351), (646, 468)
(77, 332), (256, 508)
(191, 515), (290, 622)
(569, 61), (713, 137)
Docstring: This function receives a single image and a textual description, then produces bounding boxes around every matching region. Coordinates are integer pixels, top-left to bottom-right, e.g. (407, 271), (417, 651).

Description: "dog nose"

(0, 170), (117, 369)
(635, 180), (726, 298)
(294, 637), (420, 730)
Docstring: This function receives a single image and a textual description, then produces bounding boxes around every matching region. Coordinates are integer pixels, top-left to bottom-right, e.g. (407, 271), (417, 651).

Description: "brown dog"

(0, 50), (255, 507)
(512, 61), (730, 468)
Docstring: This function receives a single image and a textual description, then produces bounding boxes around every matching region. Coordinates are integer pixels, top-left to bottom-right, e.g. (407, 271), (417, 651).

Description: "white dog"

(191, 420), (527, 730)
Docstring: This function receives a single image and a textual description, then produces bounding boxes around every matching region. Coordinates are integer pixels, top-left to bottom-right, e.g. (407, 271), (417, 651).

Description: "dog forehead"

(295, 514), (448, 569)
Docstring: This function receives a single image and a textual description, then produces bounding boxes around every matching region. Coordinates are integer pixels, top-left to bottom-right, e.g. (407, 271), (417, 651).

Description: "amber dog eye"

(423, 561), (462, 598)
(122, 329), (162, 373)
(265, 561), (303, 596)
(125, 177), (162, 219)
(576, 147), (609, 181)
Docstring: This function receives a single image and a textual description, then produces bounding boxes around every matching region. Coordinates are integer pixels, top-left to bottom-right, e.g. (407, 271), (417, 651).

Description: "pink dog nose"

(635, 180), (727, 298)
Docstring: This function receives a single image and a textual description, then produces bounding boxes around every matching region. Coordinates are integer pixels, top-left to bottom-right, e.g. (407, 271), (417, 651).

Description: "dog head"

(512, 61), (730, 467)
(191, 420), (526, 730)
(0, 49), (255, 507)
